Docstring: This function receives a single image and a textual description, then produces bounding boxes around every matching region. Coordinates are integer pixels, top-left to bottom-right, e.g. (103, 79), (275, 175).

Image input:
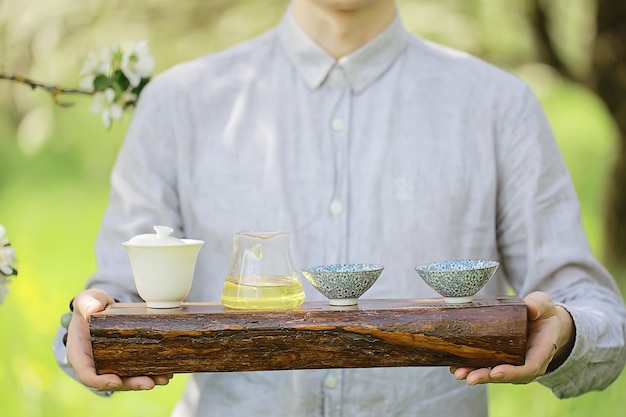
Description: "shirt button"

(330, 68), (345, 83)
(324, 374), (338, 389)
(331, 118), (344, 132)
(329, 199), (343, 215)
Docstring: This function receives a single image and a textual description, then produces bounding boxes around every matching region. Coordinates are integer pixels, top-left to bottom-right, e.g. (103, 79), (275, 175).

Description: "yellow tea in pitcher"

(221, 275), (305, 309)
(221, 231), (304, 310)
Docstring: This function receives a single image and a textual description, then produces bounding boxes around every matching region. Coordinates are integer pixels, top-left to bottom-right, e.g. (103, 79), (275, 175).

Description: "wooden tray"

(90, 296), (527, 376)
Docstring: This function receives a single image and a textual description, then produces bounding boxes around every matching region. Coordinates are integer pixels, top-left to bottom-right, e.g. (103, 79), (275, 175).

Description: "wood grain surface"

(90, 296), (527, 376)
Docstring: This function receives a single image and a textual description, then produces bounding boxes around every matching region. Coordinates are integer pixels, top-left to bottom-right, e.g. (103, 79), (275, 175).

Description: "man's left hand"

(450, 291), (575, 385)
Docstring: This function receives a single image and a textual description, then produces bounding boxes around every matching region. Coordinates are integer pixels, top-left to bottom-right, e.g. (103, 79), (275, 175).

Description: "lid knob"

(125, 225), (185, 246)
(154, 225), (174, 238)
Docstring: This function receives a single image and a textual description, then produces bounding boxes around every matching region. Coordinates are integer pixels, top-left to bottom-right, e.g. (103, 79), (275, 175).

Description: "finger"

(67, 290), (122, 390)
(153, 374), (175, 386)
(73, 289), (116, 321)
(119, 376), (158, 391)
(67, 309), (124, 390)
(451, 366), (475, 380)
(67, 314), (170, 391)
(464, 332), (558, 385)
(114, 374), (174, 391)
(463, 368), (494, 385)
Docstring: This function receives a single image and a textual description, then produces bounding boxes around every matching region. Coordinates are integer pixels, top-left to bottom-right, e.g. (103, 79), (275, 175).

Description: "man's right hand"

(66, 288), (173, 392)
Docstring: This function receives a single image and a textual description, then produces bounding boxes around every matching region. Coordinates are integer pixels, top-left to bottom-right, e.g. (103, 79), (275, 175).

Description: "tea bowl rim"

(414, 259), (499, 273)
(301, 263), (385, 274)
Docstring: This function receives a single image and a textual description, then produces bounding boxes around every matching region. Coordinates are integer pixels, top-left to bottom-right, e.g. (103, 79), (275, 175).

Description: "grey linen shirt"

(54, 7), (626, 417)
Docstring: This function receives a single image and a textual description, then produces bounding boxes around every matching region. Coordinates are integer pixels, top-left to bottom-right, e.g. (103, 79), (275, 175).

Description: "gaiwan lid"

(124, 226), (185, 246)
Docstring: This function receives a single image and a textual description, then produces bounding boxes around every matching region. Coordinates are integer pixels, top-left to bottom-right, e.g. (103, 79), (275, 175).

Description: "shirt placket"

(323, 369), (343, 417)
(325, 65), (351, 265)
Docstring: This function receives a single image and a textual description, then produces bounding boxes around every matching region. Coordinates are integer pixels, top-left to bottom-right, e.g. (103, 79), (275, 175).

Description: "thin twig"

(0, 73), (93, 107)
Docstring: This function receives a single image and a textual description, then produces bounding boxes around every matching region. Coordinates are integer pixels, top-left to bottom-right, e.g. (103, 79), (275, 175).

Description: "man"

(55, 0), (626, 416)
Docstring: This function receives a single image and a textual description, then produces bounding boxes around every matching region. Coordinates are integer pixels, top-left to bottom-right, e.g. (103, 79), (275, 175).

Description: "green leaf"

(112, 69), (130, 91)
(93, 74), (110, 91)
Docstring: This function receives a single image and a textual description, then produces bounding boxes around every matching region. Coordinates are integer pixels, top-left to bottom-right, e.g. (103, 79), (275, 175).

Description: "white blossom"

(79, 52), (105, 78)
(78, 45), (119, 91)
(0, 225), (16, 305)
(0, 246), (16, 276)
(91, 88), (123, 129)
(80, 41), (154, 128)
(121, 41), (155, 87)
(0, 225), (16, 274)
(78, 74), (96, 92)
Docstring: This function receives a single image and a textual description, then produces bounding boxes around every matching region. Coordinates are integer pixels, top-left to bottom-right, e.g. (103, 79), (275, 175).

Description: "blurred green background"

(0, 0), (624, 416)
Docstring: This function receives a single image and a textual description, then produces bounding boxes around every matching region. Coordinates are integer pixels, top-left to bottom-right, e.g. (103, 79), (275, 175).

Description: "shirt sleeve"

(87, 75), (183, 295)
(494, 84), (626, 398)
(52, 75), (183, 387)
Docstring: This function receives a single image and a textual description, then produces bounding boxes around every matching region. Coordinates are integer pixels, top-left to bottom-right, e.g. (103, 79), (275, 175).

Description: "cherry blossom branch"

(0, 73), (93, 107)
(1, 40), (155, 128)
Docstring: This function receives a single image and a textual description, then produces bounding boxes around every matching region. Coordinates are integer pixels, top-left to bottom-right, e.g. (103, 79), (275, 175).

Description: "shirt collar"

(278, 7), (408, 93)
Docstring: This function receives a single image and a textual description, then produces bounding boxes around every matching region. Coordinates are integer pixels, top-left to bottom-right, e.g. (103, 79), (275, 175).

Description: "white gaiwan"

(122, 225), (204, 308)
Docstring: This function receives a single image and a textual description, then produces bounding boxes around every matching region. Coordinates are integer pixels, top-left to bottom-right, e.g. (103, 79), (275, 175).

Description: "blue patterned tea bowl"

(415, 259), (499, 304)
(301, 263), (384, 306)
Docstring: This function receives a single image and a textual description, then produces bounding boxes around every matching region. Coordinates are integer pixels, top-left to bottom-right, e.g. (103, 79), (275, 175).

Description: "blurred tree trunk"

(529, 0), (626, 269)
(591, 0), (626, 269)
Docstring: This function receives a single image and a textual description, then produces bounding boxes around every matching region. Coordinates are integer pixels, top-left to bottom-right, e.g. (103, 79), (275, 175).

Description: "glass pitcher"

(221, 231), (305, 309)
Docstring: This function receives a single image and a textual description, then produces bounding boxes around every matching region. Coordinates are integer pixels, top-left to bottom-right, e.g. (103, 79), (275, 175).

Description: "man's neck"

(291, 0), (397, 59)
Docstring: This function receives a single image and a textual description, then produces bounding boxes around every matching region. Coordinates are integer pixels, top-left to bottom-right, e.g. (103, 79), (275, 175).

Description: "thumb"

(523, 291), (554, 321)
(73, 289), (116, 322)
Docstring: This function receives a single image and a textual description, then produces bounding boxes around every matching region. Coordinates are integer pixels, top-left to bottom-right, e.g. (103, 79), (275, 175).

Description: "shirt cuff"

(534, 304), (594, 398)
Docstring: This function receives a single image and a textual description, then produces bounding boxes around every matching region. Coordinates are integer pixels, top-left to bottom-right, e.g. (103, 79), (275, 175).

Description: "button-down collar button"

(331, 118), (344, 132)
(330, 68), (345, 84)
(329, 199), (343, 215)
(324, 374), (338, 389)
